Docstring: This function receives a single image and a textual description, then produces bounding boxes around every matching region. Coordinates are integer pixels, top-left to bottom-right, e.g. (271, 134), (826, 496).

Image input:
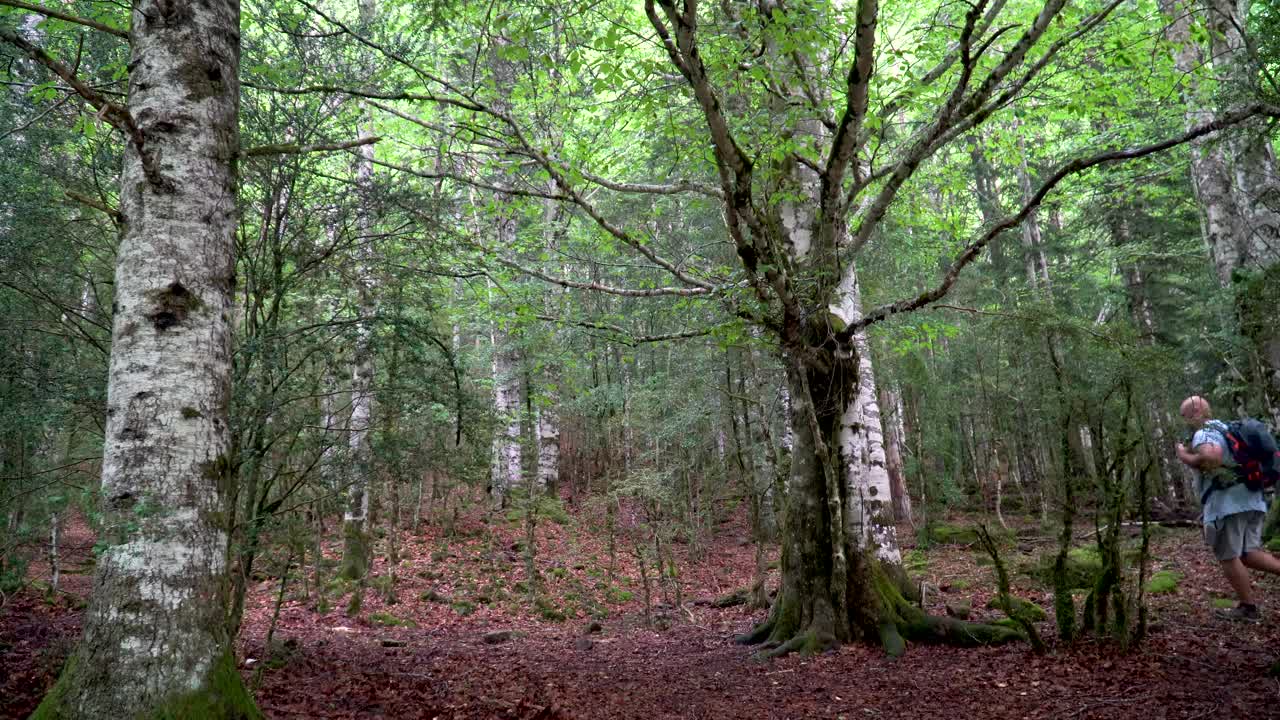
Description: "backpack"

(1218, 419), (1280, 494)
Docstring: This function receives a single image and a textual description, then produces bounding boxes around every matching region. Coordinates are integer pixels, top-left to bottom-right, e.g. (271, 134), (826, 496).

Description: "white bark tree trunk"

(830, 271), (901, 565)
(340, 0), (379, 582)
(34, 1), (257, 715)
(1015, 130), (1052, 293)
(535, 190), (565, 492)
(48, 510), (59, 593)
(489, 295), (522, 506)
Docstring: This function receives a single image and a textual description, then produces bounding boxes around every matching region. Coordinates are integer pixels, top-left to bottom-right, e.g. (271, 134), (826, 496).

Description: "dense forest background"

(2, 0), (1280, 717)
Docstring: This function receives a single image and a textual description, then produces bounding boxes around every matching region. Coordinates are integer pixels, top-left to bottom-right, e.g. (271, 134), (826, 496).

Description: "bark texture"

(33, 1), (258, 717)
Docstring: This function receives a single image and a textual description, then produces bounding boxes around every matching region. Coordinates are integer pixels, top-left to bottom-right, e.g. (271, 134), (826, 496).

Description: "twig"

(242, 136), (381, 158)
(0, 0), (129, 39)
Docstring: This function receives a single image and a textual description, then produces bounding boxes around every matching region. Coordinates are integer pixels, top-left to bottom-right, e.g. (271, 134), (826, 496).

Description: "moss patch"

(1144, 570), (1182, 595)
(368, 612), (417, 628)
(1030, 546), (1102, 589)
(32, 650), (262, 720)
(1211, 597), (1236, 609)
(985, 596), (1047, 623)
(927, 523), (1012, 547)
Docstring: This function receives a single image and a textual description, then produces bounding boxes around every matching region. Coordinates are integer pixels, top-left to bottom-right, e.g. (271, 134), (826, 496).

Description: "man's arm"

(1177, 441), (1223, 469)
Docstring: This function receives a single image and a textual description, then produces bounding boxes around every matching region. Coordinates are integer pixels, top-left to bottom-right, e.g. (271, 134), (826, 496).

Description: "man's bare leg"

(1242, 550), (1280, 575)
(1223, 557), (1256, 604)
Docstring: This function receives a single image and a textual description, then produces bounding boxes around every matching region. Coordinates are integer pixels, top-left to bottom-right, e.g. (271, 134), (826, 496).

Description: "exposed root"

(755, 629), (840, 660)
(735, 615), (775, 645)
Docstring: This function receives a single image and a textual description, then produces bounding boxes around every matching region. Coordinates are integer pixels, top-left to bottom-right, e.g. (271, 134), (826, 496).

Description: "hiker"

(1176, 395), (1280, 621)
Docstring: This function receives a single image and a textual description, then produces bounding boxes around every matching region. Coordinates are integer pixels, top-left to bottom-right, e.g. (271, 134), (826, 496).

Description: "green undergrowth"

(1144, 570), (1182, 594)
(923, 522), (1013, 547)
(1027, 546), (1103, 589)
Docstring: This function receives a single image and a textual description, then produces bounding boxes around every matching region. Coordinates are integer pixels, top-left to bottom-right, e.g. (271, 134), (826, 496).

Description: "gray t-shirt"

(1195, 420), (1268, 524)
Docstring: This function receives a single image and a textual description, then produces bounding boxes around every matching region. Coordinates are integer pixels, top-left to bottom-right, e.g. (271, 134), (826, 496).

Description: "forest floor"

(4, 495), (1280, 719)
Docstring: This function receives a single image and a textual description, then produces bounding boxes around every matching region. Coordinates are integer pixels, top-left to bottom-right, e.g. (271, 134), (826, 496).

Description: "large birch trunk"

(830, 271), (900, 565)
(34, 1), (258, 716)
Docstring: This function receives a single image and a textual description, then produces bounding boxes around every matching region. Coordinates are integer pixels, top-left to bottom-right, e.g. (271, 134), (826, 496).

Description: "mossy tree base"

(338, 520), (371, 582)
(737, 559), (1024, 659)
(32, 650), (262, 720)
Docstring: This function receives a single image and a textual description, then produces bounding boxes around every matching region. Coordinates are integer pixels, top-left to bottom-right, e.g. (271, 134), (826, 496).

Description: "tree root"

(734, 615), (776, 646)
(756, 629), (840, 659)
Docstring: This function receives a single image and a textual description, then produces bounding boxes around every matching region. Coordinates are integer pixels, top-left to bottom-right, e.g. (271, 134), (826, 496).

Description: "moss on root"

(870, 563), (1024, 657)
(31, 649), (261, 720)
(145, 650), (262, 720)
(738, 563), (1023, 659)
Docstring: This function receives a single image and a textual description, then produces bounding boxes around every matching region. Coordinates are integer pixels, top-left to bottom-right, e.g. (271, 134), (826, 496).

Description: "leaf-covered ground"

(4, 500), (1280, 719)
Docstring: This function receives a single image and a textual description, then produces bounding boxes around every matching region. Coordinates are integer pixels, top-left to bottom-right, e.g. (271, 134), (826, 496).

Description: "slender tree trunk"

(48, 510), (59, 594)
(1015, 127), (1052, 293)
(489, 311), (522, 506)
(33, 2), (258, 716)
(340, 0), (379, 583)
(879, 385), (913, 525)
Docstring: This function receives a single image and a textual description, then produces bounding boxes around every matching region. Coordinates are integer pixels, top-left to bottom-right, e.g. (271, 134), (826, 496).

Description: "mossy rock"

(1144, 570), (1182, 595)
(985, 596), (1047, 623)
(452, 601), (476, 616)
(418, 589), (451, 604)
(1211, 597), (1236, 609)
(368, 612), (418, 628)
(1029, 546), (1103, 589)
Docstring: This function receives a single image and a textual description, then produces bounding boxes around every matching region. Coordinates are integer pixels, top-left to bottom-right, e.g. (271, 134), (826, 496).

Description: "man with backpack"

(1176, 395), (1280, 622)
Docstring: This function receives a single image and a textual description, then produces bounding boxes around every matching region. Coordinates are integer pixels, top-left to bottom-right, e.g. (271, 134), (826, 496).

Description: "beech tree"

(3, 0), (260, 717)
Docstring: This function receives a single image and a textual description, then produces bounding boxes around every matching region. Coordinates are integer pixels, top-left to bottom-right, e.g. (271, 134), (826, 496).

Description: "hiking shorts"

(1204, 511), (1266, 561)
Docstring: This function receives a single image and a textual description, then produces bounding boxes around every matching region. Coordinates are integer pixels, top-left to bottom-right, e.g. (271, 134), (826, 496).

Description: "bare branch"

(242, 136), (381, 157)
(822, 0), (879, 214)
(65, 190), (120, 223)
(0, 0), (128, 40)
(242, 80), (484, 112)
(0, 27), (133, 134)
(535, 313), (719, 345)
(575, 168), (723, 198)
(498, 256), (718, 297)
(373, 156), (569, 200)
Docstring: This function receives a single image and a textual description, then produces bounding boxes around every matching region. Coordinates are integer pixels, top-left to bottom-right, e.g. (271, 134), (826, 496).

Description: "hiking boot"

(1214, 603), (1262, 623)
